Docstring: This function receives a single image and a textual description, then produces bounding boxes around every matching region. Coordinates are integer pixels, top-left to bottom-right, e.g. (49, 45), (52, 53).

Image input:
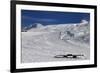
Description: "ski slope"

(21, 20), (90, 63)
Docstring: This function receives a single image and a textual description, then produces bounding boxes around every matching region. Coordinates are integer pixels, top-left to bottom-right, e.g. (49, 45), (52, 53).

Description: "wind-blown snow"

(21, 20), (90, 63)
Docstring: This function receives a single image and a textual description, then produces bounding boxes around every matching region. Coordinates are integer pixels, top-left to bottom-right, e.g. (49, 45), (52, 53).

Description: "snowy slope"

(21, 20), (90, 63)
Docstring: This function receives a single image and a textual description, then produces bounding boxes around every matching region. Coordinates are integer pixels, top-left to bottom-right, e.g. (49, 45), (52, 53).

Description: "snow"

(21, 20), (90, 63)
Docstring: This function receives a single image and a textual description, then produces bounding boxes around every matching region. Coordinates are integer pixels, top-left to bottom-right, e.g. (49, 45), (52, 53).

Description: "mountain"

(21, 20), (90, 63)
(36, 23), (44, 28)
(25, 20), (90, 44)
(60, 20), (90, 44)
(21, 23), (44, 32)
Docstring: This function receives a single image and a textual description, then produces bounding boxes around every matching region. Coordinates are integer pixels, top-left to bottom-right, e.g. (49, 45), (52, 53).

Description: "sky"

(21, 10), (90, 27)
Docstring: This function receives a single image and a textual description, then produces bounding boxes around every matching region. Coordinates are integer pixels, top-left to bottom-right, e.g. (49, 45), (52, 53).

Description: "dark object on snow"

(54, 54), (84, 58)
(66, 31), (74, 37)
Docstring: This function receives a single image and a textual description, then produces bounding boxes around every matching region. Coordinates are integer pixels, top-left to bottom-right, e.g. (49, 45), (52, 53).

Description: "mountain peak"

(35, 23), (44, 28)
(80, 20), (89, 25)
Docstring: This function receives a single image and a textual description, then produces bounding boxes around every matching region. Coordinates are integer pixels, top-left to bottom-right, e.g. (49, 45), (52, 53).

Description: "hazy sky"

(21, 10), (90, 27)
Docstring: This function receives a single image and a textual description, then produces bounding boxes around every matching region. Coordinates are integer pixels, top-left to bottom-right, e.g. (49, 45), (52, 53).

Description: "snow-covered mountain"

(23, 20), (90, 44)
(21, 20), (90, 63)
(21, 23), (44, 31)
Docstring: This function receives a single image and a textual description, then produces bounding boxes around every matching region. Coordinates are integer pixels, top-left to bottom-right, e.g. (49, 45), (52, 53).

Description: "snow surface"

(21, 20), (90, 63)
